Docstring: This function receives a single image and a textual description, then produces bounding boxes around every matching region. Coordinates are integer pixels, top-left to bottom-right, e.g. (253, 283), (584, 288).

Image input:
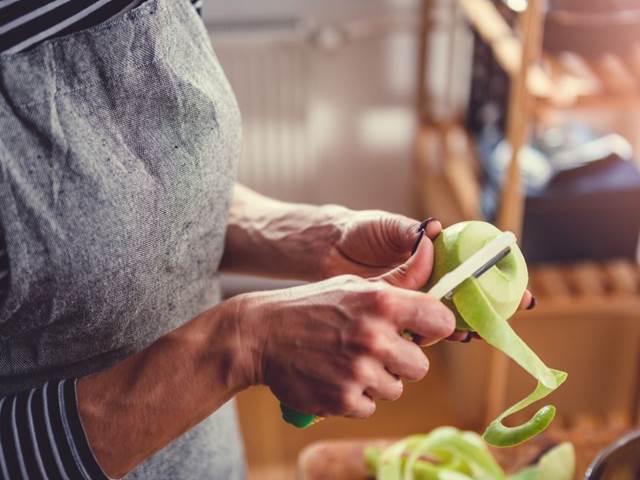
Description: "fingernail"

(417, 217), (435, 234)
(411, 217), (435, 255)
(527, 296), (537, 310)
(461, 332), (473, 343)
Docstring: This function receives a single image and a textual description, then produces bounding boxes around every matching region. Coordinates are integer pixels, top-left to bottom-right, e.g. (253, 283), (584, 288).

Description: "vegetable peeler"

(281, 231), (518, 428)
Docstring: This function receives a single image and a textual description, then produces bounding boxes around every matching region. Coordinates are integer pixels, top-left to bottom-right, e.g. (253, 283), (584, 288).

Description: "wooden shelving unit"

(415, 0), (640, 442)
(458, 0), (640, 112)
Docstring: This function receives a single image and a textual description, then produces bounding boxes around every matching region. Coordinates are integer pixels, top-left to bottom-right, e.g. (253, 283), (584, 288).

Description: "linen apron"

(0, 0), (245, 477)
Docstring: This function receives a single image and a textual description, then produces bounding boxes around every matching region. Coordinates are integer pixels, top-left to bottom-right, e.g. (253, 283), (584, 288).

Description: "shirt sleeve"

(0, 379), (110, 480)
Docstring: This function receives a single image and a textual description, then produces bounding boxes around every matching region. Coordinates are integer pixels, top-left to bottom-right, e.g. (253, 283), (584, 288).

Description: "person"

(0, 0), (535, 478)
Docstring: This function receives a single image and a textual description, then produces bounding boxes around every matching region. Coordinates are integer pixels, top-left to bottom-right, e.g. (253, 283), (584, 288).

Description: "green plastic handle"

(280, 403), (320, 428)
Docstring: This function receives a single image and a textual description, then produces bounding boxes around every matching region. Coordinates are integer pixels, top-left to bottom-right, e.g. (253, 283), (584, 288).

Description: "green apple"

(428, 221), (529, 331)
(425, 221), (567, 448)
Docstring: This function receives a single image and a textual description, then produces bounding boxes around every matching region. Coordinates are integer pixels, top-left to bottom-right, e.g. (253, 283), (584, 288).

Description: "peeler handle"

(280, 404), (321, 428)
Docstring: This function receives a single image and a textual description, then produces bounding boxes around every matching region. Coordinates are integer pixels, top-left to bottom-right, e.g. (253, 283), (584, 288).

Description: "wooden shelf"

(458, 0), (640, 111)
(527, 260), (640, 316)
(416, 0), (640, 440)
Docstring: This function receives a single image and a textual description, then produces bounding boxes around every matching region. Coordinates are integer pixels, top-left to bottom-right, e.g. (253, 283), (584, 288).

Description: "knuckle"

(349, 357), (368, 382)
(370, 289), (393, 316)
(393, 263), (411, 282)
(362, 329), (387, 356)
(340, 274), (362, 285)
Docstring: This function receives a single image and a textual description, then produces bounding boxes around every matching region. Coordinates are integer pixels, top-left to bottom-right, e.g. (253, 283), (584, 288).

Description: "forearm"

(77, 300), (250, 478)
(220, 184), (347, 281)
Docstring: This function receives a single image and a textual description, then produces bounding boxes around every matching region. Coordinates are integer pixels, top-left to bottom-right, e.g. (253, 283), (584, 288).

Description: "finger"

(285, 370), (377, 419)
(371, 330), (431, 381)
(446, 330), (470, 342)
(299, 384), (366, 418)
(386, 289), (456, 345)
(364, 366), (404, 402)
(518, 290), (536, 310)
(424, 219), (442, 241)
(387, 339), (430, 381)
(383, 215), (428, 256)
(410, 218), (436, 255)
(343, 389), (377, 419)
(375, 236), (434, 290)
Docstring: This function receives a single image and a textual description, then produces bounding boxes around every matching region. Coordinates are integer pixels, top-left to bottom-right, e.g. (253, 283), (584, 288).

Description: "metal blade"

(441, 246), (511, 300)
(472, 247), (511, 279)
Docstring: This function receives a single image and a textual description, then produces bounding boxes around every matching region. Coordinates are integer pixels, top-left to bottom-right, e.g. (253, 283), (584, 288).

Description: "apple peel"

(366, 427), (576, 480)
(430, 221), (568, 448)
(370, 427), (505, 480)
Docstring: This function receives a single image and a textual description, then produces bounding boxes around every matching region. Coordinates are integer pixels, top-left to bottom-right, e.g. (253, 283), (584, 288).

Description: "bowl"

(585, 430), (640, 479)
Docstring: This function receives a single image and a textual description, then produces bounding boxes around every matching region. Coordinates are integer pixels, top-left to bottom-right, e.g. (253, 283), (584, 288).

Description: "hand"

(323, 209), (441, 280)
(323, 210), (536, 342)
(234, 239), (455, 418)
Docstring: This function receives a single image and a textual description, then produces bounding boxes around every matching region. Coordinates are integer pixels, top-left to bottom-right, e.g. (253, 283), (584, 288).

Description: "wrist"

(314, 204), (353, 279)
(224, 197), (350, 281)
(224, 292), (270, 388)
(76, 302), (253, 477)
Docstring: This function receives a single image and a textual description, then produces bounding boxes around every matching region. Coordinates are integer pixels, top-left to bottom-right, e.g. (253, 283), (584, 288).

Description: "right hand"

(233, 238), (455, 419)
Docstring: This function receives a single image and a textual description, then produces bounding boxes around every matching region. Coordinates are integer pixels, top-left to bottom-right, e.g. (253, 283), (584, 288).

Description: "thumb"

(373, 235), (434, 290)
(380, 215), (442, 253)
(384, 216), (442, 255)
(383, 215), (423, 255)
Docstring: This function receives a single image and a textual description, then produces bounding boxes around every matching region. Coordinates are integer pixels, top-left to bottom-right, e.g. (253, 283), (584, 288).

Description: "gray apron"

(0, 0), (245, 477)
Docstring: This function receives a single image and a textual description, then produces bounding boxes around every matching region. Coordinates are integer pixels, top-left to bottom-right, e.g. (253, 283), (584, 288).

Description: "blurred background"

(202, 0), (640, 477)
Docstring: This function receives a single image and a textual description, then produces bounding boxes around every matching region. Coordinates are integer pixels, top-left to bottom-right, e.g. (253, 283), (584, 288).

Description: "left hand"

(323, 209), (441, 279)
(323, 209), (535, 342)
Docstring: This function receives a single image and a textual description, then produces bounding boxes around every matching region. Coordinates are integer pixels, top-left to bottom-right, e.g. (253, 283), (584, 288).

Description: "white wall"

(204, 0), (422, 216)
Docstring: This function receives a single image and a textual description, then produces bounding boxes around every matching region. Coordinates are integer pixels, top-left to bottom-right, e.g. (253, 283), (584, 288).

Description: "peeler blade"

(471, 247), (511, 279)
(442, 247), (511, 299)
(428, 231), (517, 301)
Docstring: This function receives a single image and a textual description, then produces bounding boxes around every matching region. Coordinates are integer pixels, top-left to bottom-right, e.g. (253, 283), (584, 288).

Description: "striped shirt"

(0, 380), (108, 480)
(1, 2), (205, 478)
(0, 0), (202, 54)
